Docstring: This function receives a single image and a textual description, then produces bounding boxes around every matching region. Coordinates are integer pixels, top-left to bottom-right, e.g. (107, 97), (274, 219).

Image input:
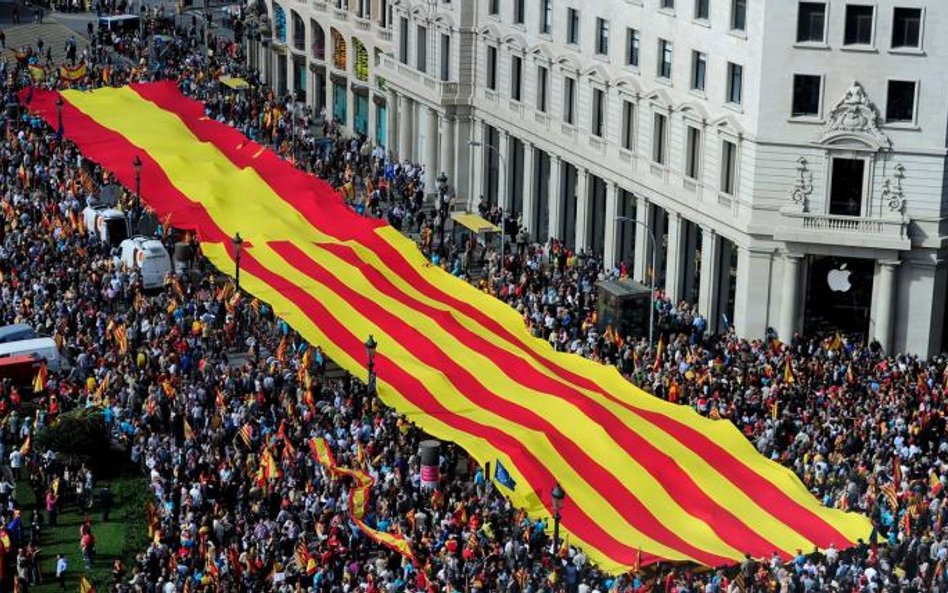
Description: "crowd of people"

(0, 7), (947, 593)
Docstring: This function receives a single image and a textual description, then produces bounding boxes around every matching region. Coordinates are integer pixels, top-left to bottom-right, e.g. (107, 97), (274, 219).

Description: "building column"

(633, 196), (651, 283)
(873, 259), (899, 353)
(664, 212), (687, 302)
(470, 119), (485, 209)
(439, 114), (455, 189)
(574, 167), (589, 252)
(397, 94), (412, 162)
(386, 89), (398, 156)
(777, 253), (802, 341)
(367, 90), (378, 144)
(497, 130), (510, 210)
(603, 182), (619, 270)
(455, 116), (473, 207)
(345, 84), (355, 131)
(424, 107), (439, 195)
(521, 141), (536, 237)
(698, 225), (720, 324)
(548, 155), (562, 243)
(682, 222), (699, 302)
(733, 247), (773, 341)
(325, 73), (334, 123)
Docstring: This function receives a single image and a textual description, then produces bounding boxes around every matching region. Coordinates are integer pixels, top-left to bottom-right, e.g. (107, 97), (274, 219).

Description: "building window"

(621, 100), (635, 151)
(567, 8), (580, 44)
(541, 0), (553, 34)
(844, 5), (874, 45)
(695, 0), (709, 20)
(537, 66), (549, 112)
(829, 158), (864, 216)
(379, 0), (388, 27)
(511, 56), (523, 100)
(791, 74), (821, 117)
(685, 126), (701, 180)
(440, 34), (451, 81)
(486, 45), (498, 90)
(592, 88), (605, 137)
(563, 76), (576, 124)
(514, 0), (525, 24)
(489, 0), (499, 16)
(720, 140), (737, 195)
(691, 51), (706, 91)
(891, 8), (921, 49)
(398, 17), (408, 63)
(653, 113), (667, 164)
(661, 0), (674, 9)
(658, 39), (673, 79)
(416, 26), (428, 72)
(596, 18), (609, 55)
(796, 2), (826, 43)
(886, 80), (916, 122)
(731, 0), (746, 30)
(727, 62), (743, 105)
(626, 28), (639, 66)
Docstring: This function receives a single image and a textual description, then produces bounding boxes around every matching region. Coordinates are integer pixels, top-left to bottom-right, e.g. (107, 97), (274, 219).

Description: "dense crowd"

(0, 9), (947, 593)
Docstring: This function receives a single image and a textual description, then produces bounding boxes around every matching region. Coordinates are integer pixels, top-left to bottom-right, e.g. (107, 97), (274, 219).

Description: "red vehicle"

(0, 354), (45, 386)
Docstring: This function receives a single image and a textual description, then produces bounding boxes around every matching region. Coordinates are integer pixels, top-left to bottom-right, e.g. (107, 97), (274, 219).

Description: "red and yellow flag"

(23, 82), (872, 572)
(310, 437), (414, 559)
(32, 362), (48, 393)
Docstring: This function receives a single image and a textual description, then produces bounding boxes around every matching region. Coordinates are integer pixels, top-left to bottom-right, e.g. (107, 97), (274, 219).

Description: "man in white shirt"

(8, 449), (22, 480)
(55, 554), (67, 591)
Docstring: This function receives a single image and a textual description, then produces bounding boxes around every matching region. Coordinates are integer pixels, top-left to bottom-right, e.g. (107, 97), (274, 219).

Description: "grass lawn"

(15, 473), (149, 593)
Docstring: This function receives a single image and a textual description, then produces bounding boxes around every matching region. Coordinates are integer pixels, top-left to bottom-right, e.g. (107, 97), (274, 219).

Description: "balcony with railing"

(775, 211), (911, 250)
(377, 54), (463, 106)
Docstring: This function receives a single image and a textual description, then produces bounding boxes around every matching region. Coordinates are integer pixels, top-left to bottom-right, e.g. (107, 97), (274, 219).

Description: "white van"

(0, 338), (62, 372)
(83, 205), (130, 246)
(119, 236), (173, 289)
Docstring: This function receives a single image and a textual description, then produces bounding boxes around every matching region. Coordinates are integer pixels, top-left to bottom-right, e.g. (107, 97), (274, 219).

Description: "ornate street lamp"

(551, 482), (565, 552)
(365, 334), (377, 391)
(132, 155), (143, 200)
(232, 232), (244, 291)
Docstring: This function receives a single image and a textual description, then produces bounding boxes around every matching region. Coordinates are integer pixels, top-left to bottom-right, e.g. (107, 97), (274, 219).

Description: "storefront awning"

(450, 212), (500, 233)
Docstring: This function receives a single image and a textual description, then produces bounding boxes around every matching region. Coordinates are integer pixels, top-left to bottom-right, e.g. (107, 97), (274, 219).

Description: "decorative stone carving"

(820, 81), (891, 150)
(783, 156), (813, 213)
(881, 163), (906, 217)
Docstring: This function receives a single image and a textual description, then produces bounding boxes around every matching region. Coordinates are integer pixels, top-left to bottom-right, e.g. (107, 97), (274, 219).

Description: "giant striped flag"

(23, 82), (872, 572)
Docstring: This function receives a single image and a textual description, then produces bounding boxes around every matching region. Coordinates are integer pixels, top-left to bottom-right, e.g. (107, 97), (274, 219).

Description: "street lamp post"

(289, 92), (297, 164)
(468, 140), (506, 266)
(551, 483), (565, 553)
(232, 232), (244, 291)
(436, 172), (448, 254)
(55, 95), (63, 134)
(132, 155), (142, 200)
(616, 215), (656, 348)
(364, 334), (377, 391)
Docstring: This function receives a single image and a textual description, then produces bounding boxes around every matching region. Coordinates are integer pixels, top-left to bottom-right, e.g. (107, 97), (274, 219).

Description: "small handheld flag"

(494, 460), (517, 490)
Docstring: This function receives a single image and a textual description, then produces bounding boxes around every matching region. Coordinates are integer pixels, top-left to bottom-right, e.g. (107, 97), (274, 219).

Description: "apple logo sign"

(827, 263), (852, 293)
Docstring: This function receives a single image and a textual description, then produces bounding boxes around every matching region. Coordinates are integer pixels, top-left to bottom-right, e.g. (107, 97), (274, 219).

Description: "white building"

(252, 0), (948, 356)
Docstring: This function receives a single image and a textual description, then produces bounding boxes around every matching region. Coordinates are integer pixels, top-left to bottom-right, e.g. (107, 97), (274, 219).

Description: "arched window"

(331, 28), (347, 71)
(352, 37), (368, 81)
(291, 10), (305, 51)
(272, 4), (286, 43)
(311, 20), (326, 60)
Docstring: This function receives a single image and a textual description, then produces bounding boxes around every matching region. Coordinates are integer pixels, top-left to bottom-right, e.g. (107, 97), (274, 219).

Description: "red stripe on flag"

(270, 241), (783, 557)
(23, 88), (231, 246)
(236, 248), (730, 567)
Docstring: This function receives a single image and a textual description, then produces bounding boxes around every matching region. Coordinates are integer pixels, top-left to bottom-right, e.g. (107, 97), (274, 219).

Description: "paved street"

(0, 21), (88, 61)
